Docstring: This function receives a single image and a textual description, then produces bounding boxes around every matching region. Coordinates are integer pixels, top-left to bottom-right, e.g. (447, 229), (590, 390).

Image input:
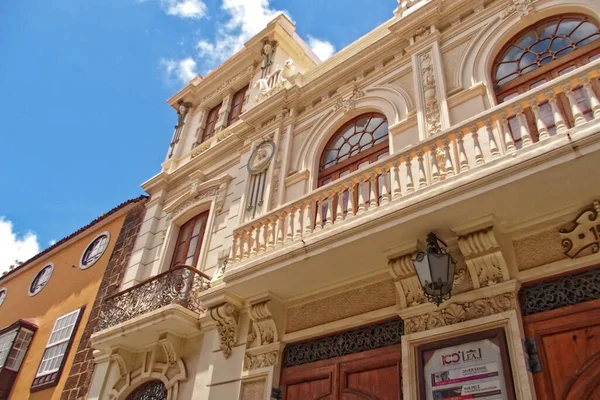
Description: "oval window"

(80, 232), (110, 269)
(29, 263), (54, 296)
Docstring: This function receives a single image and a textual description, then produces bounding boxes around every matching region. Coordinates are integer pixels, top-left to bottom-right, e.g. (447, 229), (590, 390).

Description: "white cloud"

(49, 239), (57, 246)
(307, 35), (335, 61)
(0, 217), (40, 275)
(161, 57), (198, 83)
(196, 0), (286, 67)
(162, 0), (207, 19)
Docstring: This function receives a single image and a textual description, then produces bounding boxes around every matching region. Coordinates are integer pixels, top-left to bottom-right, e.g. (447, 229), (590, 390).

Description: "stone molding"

(209, 302), (239, 358)
(404, 292), (517, 334)
(244, 349), (279, 371)
(165, 174), (232, 220)
(457, 227), (511, 289)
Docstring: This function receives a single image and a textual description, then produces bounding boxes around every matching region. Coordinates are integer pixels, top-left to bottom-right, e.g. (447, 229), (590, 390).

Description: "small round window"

(80, 232), (110, 269)
(0, 288), (6, 306)
(29, 263), (54, 296)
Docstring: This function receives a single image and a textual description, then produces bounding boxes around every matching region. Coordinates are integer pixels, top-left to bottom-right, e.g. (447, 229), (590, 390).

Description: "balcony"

(224, 60), (600, 297)
(93, 266), (211, 351)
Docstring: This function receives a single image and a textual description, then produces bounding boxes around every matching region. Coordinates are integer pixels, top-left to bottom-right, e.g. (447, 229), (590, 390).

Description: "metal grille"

(127, 381), (167, 400)
(282, 319), (404, 367)
(520, 267), (600, 315)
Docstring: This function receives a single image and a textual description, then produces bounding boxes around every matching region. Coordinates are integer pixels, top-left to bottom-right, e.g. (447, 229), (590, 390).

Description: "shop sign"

(421, 333), (514, 400)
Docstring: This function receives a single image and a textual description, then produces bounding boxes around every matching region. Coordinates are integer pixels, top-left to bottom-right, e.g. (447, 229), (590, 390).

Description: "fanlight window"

(127, 380), (167, 400)
(494, 15), (600, 88)
(319, 113), (389, 186)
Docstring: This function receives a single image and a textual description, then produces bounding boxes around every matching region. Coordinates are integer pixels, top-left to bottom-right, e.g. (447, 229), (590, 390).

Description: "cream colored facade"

(89, 0), (600, 399)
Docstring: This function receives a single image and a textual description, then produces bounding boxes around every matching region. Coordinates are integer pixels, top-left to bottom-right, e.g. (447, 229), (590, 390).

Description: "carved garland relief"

(209, 303), (239, 358)
(419, 51), (442, 136)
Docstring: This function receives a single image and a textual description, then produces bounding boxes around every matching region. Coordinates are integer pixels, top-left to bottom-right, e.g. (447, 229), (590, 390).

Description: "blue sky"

(0, 0), (396, 271)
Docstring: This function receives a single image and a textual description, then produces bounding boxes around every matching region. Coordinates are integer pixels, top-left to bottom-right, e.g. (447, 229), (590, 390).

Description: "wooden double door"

(524, 298), (600, 400)
(280, 345), (402, 400)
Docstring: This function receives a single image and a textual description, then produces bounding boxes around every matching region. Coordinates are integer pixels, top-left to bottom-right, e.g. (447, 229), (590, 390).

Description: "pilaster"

(193, 106), (210, 146)
(216, 90), (235, 134)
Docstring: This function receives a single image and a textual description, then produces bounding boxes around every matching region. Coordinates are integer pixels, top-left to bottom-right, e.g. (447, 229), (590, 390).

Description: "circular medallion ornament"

(247, 141), (275, 175)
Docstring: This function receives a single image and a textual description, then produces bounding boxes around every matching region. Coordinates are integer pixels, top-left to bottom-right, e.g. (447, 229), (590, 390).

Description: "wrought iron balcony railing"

(231, 59), (600, 265)
(96, 265), (211, 332)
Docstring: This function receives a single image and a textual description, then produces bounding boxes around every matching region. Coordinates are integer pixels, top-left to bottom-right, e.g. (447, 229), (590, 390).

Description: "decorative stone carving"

(420, 51), (442, 136)
(414, 26), (432, 42)
(167, 175), (231, 221)
(110, 349), (133, 377)
(261, 38), (278, 73)
(283, 319), (404, 367)
(457, 228), (510, 288)
(158, 334), (180, 365)
(400, 276), (426, 307)
(213, 248), (230, 280)
(209, 303), (239, 358)
(520, 267), (600, 315)
(248, 141), (276, 175)
(176, 99), (192, 128)
(244, 351), (279, 371)
(255, 60), (295, 103)
(500, 0), (538, 20)
(333, 87), (365, 113)
(248, 301), (278, 348)
(560, 200), (600, 259)
(191, 140), (211, 158)
(404, 293), (517, 334)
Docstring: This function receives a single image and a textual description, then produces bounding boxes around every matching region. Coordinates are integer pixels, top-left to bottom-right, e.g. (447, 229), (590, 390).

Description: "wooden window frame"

(226, 85), (248, 127)
(201, 103), (222, 143)
(31, 307), (84, 392)
(169, 211), (210, 269)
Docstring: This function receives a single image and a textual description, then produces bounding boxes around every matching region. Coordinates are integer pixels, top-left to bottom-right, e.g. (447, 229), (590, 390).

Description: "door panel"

(524, 298), (600, 400)
(282, 345), (401, 400)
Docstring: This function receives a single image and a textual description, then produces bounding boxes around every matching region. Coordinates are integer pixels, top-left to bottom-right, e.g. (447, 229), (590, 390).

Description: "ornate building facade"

(0, 197), (146, 400)
(89, 1), (600, 399)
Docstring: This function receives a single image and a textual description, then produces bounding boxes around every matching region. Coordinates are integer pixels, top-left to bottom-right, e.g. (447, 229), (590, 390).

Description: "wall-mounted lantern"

(413, 233), (456, 306)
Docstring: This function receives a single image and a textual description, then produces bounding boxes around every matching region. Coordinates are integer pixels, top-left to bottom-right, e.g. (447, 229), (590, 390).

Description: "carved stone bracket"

(209, 303), (239, 358)
(247, 301), (279, 348)
(110, 348), (134, 377)
(158, 333), (182, 365)
(404, 292), (517, 334)
(560, 200), (600, 259)
(457, 228), (510, 289)
(387, 246), (426, 309)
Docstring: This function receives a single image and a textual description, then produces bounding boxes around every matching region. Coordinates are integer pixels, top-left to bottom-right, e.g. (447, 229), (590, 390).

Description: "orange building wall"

(0, 214), (126, 400)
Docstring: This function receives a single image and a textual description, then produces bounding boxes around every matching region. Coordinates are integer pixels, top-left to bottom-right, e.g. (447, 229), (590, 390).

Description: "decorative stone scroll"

(209, 303), (239, 358)
(520, 267), (600, 316)
(500, 0), (538, 20)
(404, 293), (517, 334)
(559, 200), (600, 259)
(248, 300), (278, 348)
(457, 228), (510, 288)
(282, 319), (404, 367)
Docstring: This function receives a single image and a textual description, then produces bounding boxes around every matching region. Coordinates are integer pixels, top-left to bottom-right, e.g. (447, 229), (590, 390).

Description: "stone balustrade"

(231, 60), (600, 265)
(96, 265), (211, 332)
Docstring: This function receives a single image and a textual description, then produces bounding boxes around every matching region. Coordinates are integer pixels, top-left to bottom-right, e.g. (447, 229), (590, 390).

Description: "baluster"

(336, 186), (345, 221)
(304, 200), (313, 235)
(500, 112), (516, 152)
(286, 209), (294, 242)
(242, 229), (249, 260)
(294, 205), (303, 239)
(443, 139), (455, 177)
(563, 84), (585, 126)
(391, 160), (402, 199)
(529, 99), (549, 141)
(547, 91), (567, 134)
(369, 172), (378, 209)
(457, 132), (470, 172)
(513, 106), (532, 147)
(250, 226), (258, 256)
(417, 151), (427, 189)
(347, 181), (357, 218)
(266, 218), (275, 249)
(257, 223), (266, 253)
(325, 192), (334, 227)
(471, 125), (485, 165)
(232, 233), (240, 262)
(582, 77), (600, 120)
(484, 120), (500, 159)
(405, 156), (415, 193)
(380, 167), (391, 205)
(276, 213), (284, 246)
(314, 198), (323, 230)
(430, 144), (440, 183)
(357, 176), (367, 215)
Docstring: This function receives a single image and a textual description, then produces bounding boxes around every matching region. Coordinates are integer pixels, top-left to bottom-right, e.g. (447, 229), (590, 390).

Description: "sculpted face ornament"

(247, 141), (276, 175)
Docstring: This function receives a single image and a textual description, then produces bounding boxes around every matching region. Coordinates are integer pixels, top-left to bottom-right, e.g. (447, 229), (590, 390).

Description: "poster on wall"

(422, 337), (510, 400)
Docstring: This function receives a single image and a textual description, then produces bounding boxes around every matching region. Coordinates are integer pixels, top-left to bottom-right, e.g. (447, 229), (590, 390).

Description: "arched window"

(126, 380), (167, 400)
(318, 113), (389, 187)
(493, 15), (600, 146)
